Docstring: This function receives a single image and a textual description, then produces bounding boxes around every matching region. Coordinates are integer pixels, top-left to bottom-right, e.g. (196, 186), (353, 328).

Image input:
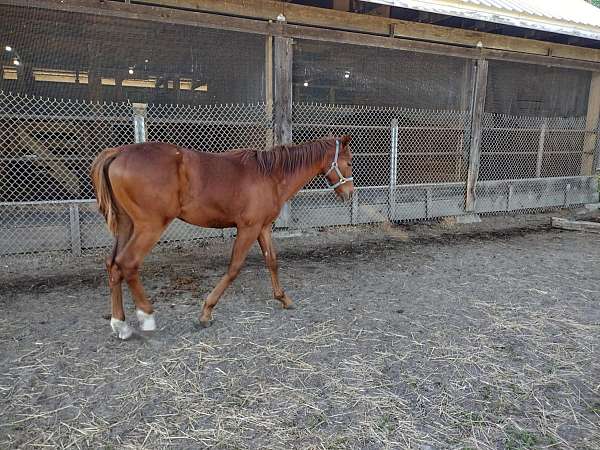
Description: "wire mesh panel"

(0, 4), (266, 105)
(291, 104), (470, 227)
(292, 103), (391, 228)
(479, 114), (588, 181)
(293, 40), (473, 111)
(476, 113), (598, 214)
(146, 103), (272, 151)
(0, 92), (134, 256)
(0, 91), (134, 202)
(393, 109), (470, 221)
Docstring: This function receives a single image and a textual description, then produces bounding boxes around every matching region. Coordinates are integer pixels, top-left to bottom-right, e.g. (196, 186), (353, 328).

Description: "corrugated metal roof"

(368, 0), (600, 41)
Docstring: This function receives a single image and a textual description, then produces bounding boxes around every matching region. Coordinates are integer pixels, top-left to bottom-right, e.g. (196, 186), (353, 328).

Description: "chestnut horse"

(91, 137), (354, 339)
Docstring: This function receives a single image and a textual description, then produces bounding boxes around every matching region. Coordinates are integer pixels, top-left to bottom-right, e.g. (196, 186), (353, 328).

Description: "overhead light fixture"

(5, 45), (12, 52)
(344, 71), (350, 79)
(303, 81), (309, 87)
(128, 68), (134, 75)
(13, 59), (20, 66)
(144, 59), (149, 63)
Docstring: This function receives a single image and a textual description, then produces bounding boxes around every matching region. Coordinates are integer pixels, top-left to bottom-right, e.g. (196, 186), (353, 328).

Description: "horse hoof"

(110, 318), (133, 340)
(284, 303), (296, 310)
(196, 319), (213, 329)
(136, 310), (156, 332)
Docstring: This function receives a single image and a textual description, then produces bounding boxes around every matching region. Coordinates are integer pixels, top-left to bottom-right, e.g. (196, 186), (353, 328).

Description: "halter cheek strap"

(324, 140), (353, 190)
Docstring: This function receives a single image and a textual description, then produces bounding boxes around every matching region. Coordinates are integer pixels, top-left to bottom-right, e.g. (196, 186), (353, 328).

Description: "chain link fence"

(1, 92), (598, 257)
(0, 92), (134, 255)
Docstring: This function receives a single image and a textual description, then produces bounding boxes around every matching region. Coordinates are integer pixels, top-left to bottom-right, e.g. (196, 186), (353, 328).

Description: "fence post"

(132, 103), (147, 143)
(536, 118), (548, 178)
(582, 72), (600, 175)
(265, 35), (274, 149)
(274, 35), (293, 227)
(388, 118), (399, 220)
(465, 58), (488, 212)
(69, 203), (82, 256)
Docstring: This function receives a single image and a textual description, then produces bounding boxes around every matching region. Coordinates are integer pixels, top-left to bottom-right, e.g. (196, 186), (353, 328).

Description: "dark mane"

(233, 139), (333, 177)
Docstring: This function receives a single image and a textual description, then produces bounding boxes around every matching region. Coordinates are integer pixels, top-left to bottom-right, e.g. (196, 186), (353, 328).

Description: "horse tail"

(91, 148), (122, 236)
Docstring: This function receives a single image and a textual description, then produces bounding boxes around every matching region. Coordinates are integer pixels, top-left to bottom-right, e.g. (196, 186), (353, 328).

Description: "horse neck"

(276, 145), (333, 203)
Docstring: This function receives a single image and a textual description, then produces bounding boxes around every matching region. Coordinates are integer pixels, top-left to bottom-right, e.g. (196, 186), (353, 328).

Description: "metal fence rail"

(0, 92), (598, 257)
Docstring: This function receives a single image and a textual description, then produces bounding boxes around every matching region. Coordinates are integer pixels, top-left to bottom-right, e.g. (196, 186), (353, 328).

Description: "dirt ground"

(1, 211), (599, 449)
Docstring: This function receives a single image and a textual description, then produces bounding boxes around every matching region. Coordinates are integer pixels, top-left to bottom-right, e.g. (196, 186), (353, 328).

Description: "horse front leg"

(257, 225), (294, 309)
(199, 225), (261, 327)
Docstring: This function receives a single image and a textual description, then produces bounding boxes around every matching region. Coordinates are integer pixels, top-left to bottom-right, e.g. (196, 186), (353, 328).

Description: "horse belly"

(178, 201), (236, 229)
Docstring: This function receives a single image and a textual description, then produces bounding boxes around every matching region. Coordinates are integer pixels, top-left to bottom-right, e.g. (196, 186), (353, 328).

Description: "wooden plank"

(465, 59), (488, 212)
(3, 0), (600, 72)
(582, 72), (600, 175)
(552, 217), (600, 234)
(132, 0), (600, 64)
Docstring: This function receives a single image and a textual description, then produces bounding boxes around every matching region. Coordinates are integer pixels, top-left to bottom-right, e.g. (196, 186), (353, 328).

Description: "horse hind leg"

(114, 221), (169, 336)
(105, 213), (134, 340)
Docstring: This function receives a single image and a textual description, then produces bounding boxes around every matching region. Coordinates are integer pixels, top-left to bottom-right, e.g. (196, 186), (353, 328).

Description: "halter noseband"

(324, 140), (353, 190)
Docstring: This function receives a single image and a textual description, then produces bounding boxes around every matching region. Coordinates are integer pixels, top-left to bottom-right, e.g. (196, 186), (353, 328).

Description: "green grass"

(504, 425), (539, 450)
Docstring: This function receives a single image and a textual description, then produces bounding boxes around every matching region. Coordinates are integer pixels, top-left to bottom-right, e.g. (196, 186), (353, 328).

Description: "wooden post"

(465, 58), (488, 212)
(273, 35), (293, 226)
(274, 36), (293, 146)
(265, 35), (274, 149)
(582, 72), (600, 175)
(332, 0), (350, 11)
(536, 118), (548, 178)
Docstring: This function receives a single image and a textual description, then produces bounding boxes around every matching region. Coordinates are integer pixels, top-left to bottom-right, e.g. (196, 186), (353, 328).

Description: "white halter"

(324, 140), (353, 189)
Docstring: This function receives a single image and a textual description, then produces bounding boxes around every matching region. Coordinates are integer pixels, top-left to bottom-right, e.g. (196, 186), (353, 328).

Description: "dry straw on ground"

(1, 215), (599, 449)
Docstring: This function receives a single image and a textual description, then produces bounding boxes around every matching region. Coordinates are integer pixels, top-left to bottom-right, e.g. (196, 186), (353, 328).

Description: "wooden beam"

(3, 0), (600, 72)
(582, 72), (600, 175)
(126, 0), (600, 64)
(465, 59), (488, 212)
(552, 217), (600, 234)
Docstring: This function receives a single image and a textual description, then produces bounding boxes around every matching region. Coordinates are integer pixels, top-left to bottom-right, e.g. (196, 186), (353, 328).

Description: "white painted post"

(535, 118), (548, 178)
(69, 203), (82, 256)
(132, 103), (147, 143)
(389, 118), (399, 220)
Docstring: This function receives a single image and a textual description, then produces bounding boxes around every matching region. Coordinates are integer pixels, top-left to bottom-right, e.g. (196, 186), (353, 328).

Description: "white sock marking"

(136, 309), (156, 331)
(110, 318), (133, 340)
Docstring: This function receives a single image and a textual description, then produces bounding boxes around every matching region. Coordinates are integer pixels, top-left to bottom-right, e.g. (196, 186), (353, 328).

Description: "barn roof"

(366, 0), (600, 41)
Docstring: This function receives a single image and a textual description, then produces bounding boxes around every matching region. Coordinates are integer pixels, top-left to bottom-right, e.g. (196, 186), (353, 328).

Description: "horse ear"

(341, 135), (351, 146)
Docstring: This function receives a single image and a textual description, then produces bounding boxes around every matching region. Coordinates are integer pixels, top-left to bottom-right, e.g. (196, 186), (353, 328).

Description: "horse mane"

(233, 139), (333, 177)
